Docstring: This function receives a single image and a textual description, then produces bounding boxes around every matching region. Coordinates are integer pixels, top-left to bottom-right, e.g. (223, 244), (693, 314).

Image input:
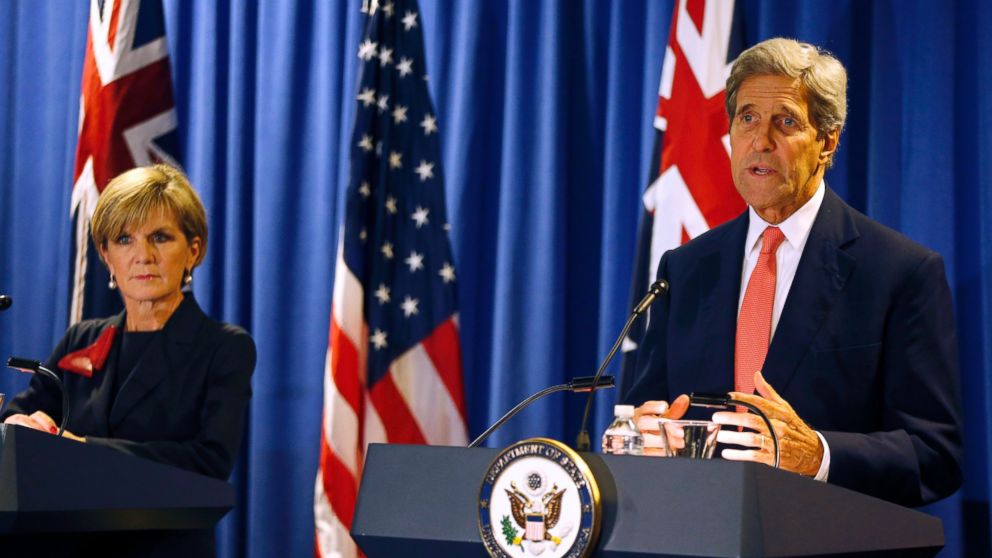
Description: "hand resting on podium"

(4, 409), (86, 442)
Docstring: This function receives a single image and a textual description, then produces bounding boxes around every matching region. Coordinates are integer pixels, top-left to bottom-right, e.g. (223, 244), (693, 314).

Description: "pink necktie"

(735, 226), (786, 395)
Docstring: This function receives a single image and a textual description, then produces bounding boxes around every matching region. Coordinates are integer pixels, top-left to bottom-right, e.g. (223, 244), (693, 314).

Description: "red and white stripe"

(314, 244), (468, 558)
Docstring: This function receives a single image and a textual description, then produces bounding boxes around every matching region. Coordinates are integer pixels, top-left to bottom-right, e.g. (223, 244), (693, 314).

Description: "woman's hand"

(3, 411), (86, 442)
(4, 411), (57, 433)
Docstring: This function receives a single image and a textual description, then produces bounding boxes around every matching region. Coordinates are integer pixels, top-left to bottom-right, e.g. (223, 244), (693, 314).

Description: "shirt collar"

(744, 179), (825, 254)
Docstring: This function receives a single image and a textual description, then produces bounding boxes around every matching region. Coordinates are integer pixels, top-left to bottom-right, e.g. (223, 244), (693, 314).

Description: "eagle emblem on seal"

(479, 438), (600, 558)
(501, 471), (573, 552)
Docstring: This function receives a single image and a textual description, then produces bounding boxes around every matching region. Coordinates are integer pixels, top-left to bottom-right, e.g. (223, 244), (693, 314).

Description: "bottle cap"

(613, 404), (635, 418)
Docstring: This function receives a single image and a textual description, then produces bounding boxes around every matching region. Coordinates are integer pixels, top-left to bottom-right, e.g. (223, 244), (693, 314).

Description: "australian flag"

(620, 0), (747, 395)
(69, 0), (180, 323)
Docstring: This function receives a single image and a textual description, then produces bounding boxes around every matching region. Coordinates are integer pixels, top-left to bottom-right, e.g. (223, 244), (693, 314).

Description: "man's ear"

(819, 128), (840, 165)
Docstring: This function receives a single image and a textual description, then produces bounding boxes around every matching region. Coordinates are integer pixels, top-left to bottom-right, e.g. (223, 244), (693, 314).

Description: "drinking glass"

(658, 419), (720, 459)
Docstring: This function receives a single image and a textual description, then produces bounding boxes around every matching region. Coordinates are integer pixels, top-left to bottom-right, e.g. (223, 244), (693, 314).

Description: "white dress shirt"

(738, 180), (831, 481)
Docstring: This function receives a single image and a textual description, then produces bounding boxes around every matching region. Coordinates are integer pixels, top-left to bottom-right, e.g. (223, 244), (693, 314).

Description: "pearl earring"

(108, 275), (117, 289)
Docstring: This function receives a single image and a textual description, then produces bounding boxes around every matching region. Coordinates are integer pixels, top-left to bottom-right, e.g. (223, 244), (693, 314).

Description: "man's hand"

(634, 394), (690, 456)
(712, 371), (823, 476)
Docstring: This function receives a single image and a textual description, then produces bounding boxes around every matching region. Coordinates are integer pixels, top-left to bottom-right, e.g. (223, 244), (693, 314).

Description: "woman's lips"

(133, 274), (158, 280)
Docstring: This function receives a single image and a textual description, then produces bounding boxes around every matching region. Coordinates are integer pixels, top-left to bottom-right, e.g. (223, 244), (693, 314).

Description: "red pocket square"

(57, 326), (118, 378)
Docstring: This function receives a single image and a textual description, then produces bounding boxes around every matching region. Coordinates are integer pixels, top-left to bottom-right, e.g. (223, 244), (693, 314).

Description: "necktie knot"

(761, 227), (786, 254)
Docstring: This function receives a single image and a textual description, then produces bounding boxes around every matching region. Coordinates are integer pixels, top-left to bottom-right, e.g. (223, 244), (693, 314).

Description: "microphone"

(6, 357), (70, 437)
(575, 279), (669, 451)
(0, 295), (11, 311)
(468, 375), (615, 448)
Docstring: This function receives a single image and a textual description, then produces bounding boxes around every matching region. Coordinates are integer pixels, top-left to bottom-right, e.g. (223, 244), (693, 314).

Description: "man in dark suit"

(622, 38), (962, 507)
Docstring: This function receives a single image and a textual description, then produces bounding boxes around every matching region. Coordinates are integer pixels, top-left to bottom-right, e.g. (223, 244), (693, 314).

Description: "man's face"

(729, 74), (838, 224)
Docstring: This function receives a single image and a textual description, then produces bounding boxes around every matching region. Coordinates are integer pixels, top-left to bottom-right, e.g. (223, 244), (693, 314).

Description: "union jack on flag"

(314, 1), (468, 556)
(620, 0), (745, 393)
(70, 0), (180, 324)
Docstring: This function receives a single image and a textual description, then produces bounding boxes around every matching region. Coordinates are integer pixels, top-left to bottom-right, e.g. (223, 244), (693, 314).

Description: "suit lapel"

(109, 296), (204, 429)
(761, 188), (859, 392)
(89, 312), (126, 436)
(671, 213), (749, 397)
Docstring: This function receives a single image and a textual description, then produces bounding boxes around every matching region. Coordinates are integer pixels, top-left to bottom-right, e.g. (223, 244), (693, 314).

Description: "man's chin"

(735, 181), (787, 206)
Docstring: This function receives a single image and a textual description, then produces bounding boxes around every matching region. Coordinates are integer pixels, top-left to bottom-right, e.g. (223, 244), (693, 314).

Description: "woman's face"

(99, 208), (201, 309)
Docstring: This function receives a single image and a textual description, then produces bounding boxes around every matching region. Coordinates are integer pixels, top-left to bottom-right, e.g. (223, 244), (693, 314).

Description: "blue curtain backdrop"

(0, 1), (989, 556)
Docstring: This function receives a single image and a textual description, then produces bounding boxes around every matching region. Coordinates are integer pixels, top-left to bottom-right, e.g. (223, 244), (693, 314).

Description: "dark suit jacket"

(622, 187), (963, 507)
(3, 295), (255, 480)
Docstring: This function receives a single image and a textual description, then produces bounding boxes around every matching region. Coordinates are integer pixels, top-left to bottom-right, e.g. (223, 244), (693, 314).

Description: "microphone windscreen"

(7, 356), (40, 372)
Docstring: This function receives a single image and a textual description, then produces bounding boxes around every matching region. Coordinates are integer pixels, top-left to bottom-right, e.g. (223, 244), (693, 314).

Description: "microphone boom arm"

(689, 392), (780, 469)
(6, 357), (70, 437)
(575, 279), (669, 451)
(469, 375), (615, 448)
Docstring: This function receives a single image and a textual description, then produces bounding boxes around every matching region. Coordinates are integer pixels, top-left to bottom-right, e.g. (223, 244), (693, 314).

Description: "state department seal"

(478, 438), (600, 558)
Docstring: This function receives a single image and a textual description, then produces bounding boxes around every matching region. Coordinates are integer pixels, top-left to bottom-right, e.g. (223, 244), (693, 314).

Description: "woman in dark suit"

(1, 165), (254, 554)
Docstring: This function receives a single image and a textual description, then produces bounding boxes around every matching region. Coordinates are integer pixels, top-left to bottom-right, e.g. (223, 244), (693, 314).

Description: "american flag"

(314, 1), (468, 556)
(70, 0), (181, 324)
(620, 0), (744, 393)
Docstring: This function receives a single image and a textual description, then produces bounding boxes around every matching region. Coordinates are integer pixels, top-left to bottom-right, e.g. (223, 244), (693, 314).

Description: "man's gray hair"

(725, 37), (848, 138)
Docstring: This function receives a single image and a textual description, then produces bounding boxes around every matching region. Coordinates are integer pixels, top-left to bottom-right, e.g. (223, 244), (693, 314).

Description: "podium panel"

(352, 443), (943, 557)
(0, 424), (233, 534)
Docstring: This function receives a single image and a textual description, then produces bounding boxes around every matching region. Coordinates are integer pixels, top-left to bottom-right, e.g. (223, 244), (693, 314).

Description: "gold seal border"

(478, 437), (602, 558)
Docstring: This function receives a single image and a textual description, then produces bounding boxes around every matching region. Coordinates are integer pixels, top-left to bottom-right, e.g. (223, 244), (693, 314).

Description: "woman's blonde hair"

(90, 164), (208, 267)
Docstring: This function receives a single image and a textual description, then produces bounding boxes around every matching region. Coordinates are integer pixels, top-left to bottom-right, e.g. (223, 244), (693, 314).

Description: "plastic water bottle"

(601, 404), (644, 455)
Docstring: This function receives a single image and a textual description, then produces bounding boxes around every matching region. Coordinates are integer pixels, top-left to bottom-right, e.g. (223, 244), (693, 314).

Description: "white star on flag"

(359, 228), (368, 242)
(377, 94), (389, 113)
(357, 88), (376, 107)
(374, 283), (391, 304)
(378, 47), (394, 67)
(358, 135), (374, 152)
(420, 114), (438, 135)
(414, 160), (434, 181)
(381, 1), (395, 17)
(405, 251), (424, 272)
(402, 10), (418, 31)
(439, 263), (456, 283)
(400, 296), (420, 317)
(392, 105), (408, 124)
(381, 242), (394, 259)
(385, 196), (398, 214)
(370, 329), (388, 350)
(396, 57), (413, 78)
(358, 39), (378, 61)
(411, 206), (430, 228)
(389, 151), (403, 169)
(359, 181), (371, 197)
